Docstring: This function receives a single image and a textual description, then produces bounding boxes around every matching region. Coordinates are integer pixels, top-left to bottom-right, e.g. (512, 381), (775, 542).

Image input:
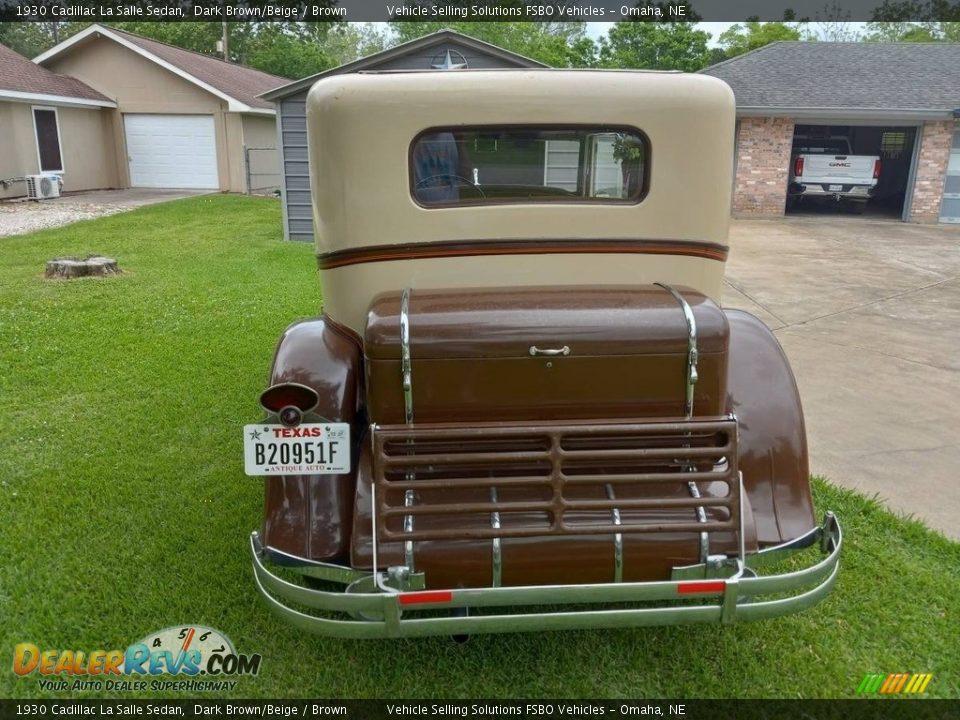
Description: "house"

(702, 41), (960, 224)
(0, 42), (117, 199)
(11, 24), (287, 195)
(260, 29), (547, 242)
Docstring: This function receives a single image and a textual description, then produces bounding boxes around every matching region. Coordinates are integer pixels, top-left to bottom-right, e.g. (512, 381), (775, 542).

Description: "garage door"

(940, 125), (960, 224)
(124, 114), (218, 189)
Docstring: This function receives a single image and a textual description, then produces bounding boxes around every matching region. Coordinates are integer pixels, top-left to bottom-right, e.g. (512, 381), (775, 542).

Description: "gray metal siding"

(941, 124), (960, 224)
(279, 93), (313, 242)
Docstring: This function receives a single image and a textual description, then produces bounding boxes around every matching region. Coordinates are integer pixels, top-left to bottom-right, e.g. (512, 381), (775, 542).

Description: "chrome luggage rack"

(369, 417), (744, 580)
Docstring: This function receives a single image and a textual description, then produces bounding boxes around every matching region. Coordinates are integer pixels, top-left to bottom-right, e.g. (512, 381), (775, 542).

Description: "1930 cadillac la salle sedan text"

(243, 69), (842, 638)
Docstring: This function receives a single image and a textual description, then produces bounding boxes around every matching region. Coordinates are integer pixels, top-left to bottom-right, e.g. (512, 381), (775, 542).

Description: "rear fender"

(725, 309), (815, 545)
(261, 316), (363, 562)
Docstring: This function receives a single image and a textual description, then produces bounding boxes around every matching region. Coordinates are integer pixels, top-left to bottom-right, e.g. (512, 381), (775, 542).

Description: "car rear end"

(789, 138), (881, 206)
(245, 71), (841, 638)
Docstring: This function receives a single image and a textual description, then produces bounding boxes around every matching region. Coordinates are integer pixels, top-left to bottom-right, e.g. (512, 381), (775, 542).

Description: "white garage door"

(124, 114), (218, 189)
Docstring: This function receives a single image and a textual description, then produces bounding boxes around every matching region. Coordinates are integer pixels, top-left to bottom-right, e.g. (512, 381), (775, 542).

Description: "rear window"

(411, 126), (648, 207)
(793, 138), (851, 155)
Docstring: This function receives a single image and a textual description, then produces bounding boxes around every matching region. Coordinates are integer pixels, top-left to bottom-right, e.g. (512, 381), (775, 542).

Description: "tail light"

(794, 157), (804, 177)
(873, 159), (882, 179)
(260, 383), (319, 427)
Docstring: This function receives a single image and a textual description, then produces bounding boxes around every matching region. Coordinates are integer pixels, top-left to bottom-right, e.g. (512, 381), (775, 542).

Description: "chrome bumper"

(792, 184), (872, 198)
(250, 513), (841, 639)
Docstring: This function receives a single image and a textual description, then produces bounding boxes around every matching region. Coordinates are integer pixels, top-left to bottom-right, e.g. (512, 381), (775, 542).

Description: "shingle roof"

(701, 41), (960, 112)
(34, 25), (287, 110)
(0, 42), (111, 103)
(105, 27), (286, 109)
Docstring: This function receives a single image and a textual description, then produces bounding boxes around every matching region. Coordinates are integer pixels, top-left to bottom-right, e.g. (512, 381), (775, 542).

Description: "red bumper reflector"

(398, 590), (454, 606)
(677, 581), (725, 595)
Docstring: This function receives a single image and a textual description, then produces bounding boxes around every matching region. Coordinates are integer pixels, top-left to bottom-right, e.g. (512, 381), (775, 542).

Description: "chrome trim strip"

(654, 282), (698, 419)
(256, 535), (370, 585)
(249, 513), (842, 639)
(404, 489), (416, 572)
(399, 290), (415, 577)
(400, 287), (414, 426)
(490, 487), (502, 588)
(737, 471), (746, 566)
(605, 484), (623, 583)
(687, 480), (710, 564)
(657, 284), (711, 562)
(369, 424), (395, 595)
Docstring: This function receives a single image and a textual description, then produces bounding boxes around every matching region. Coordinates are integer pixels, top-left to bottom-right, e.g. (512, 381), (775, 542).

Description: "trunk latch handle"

(529, 345), (570, 357)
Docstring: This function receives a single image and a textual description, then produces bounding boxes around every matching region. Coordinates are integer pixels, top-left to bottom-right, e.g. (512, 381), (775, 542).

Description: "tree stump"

(45, 256), (120, 279)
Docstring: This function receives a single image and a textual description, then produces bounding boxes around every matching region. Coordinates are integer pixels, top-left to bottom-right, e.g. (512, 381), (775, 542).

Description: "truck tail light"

(794, 157), (804, 177)
(873, 159), (882, 179)
(260, 382), (319, 416)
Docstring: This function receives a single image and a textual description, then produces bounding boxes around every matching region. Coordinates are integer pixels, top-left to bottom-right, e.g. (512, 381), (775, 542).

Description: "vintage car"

(245, 70), (842, 639)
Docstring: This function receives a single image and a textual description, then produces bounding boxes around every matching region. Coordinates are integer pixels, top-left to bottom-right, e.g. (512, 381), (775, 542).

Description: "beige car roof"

(306, 69), (735, 256)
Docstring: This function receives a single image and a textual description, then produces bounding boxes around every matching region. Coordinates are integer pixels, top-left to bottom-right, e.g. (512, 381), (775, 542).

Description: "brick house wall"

(907, 120), (954, 223)
(732, 117), (795, 216)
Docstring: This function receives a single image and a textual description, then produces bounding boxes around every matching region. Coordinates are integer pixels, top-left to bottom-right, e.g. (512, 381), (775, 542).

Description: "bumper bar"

(250, 513), (841, 639)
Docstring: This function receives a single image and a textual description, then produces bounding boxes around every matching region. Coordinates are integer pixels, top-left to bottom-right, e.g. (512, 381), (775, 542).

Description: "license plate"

(828, 184), (843, 192)
(243, 423), (350, 476)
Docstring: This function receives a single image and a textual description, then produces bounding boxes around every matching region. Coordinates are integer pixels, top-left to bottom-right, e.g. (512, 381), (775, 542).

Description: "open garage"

(703, 42), (960, 224)
(787, 123), (919, 219)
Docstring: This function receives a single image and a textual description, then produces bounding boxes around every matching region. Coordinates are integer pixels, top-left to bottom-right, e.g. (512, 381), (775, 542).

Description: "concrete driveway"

(724, 215), (960, 539)
(0, 188), (210, 238)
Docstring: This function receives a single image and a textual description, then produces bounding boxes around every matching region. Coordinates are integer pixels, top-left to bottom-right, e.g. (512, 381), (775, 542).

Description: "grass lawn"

(1, 195), (957, 700)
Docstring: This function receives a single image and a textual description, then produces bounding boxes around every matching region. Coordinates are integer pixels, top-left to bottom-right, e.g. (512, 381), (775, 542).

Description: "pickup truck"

(788, 135), (880, 212)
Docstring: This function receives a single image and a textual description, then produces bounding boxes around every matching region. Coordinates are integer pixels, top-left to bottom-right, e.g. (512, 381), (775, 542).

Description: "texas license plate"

(243, 423), (350, 476)
(828, 184), (843, 192)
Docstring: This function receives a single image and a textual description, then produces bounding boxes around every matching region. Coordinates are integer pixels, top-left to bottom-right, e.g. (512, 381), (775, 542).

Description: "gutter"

(0, 89), (116, 109)
(736, 106), (956, 122)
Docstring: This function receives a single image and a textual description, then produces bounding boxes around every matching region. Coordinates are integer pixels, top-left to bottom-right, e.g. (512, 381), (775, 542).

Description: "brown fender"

(725, 309), (815, 545)
(261, 316), (363, 562)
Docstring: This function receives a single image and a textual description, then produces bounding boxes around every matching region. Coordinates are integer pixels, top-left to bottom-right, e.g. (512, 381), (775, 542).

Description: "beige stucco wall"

(242, 114), (277, 148)
(223, 112), (245, 192)
(240, 114), (279, 193)
(0, 100), (118, 199)
(44, 36), (237, 191)
(0, 102), (37, 199)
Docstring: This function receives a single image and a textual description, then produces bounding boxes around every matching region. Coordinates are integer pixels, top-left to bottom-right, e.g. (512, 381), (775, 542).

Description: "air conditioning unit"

(26, 174), (62, 200)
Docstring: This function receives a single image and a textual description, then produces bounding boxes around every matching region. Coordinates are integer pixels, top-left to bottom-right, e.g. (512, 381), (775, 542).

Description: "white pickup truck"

(788, 135), (881, 212)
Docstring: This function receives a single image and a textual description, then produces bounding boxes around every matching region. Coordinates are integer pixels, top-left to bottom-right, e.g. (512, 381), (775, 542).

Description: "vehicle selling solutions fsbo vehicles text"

(385, 4), (682, 16)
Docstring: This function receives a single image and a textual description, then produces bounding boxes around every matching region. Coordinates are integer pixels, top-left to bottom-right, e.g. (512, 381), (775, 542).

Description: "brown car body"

(248, 71), (840, 638)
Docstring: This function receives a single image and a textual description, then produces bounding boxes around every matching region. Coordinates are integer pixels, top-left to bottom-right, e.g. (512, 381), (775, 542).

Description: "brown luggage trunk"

(356, 286), (740, 586)
(364, 285), (729, 425)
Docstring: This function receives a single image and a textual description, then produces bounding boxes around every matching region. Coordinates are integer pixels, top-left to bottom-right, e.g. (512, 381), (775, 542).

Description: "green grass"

(1, 195), (958, 699)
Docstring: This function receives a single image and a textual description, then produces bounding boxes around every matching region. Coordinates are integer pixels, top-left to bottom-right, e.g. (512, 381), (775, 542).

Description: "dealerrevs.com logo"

(13, 626), (261, 693)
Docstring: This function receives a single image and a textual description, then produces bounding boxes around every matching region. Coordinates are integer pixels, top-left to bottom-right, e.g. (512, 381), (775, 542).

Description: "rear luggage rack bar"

(490, 486), (502, 587)
(371, 418), (739, 544)
(606, 483), (624, 583)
